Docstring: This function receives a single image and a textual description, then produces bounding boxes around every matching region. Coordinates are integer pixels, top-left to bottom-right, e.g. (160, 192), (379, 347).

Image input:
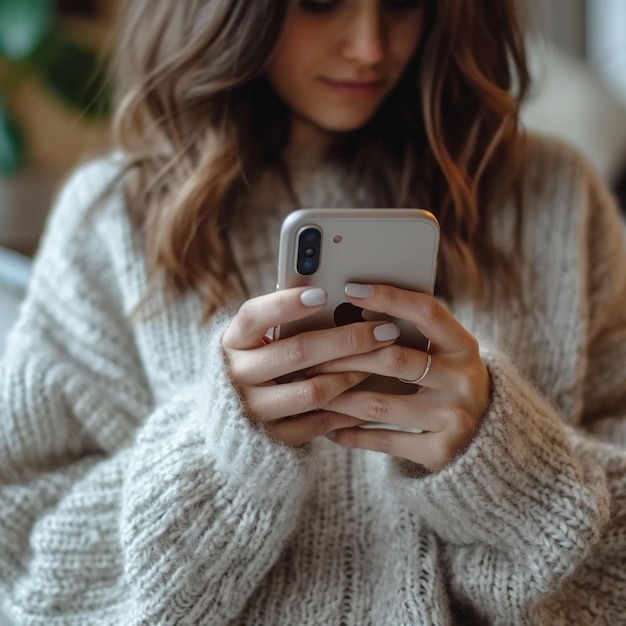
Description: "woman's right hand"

(222, 287), (400, 447)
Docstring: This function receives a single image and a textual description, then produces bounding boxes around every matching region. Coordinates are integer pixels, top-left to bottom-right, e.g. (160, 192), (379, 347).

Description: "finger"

(223, 287), (327, 350)
(247, 371), (369, 421)
(306, 345), (443, 390)
(324, 389), (443, 431)
(230, 321), (400, 385)
(328, 427), (454, 471)
(268, 411), (364, 447)
(345, 284), (477, 354)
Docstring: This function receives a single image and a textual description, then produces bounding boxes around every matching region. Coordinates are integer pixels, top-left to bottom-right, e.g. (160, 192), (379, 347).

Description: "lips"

(320, 77), (386, 96)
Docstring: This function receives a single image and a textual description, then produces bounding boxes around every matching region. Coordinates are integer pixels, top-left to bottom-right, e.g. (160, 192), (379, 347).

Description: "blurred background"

(525, 0), (626, 198)
(0, 0), (113, 363)
(1, 0), (626, 623)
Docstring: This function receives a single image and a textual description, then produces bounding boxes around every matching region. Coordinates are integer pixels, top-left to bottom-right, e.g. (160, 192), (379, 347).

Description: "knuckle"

(422, 297), (442, 325)
(380, 284), (396, 305)
(383, 345), (411, 375)
(366, 395), (391, 423)
(235, 300), (257, 328)
(283, 335), (308, 366)
(342, 371), (362, 389)
(373, 433), (393, 454)
(342, 324), (360, 353)
(298, 379), (326, 411)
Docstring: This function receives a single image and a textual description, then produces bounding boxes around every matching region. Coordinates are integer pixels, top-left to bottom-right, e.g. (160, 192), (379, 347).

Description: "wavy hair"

(111, 0), (530, 316)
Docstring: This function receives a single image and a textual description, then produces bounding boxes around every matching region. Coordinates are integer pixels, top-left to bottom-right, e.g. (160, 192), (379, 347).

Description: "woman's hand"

(222, 287), (401, 447)
(311, 284), (491, 470)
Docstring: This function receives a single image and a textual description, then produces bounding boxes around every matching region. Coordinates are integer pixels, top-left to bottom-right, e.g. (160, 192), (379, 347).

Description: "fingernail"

(345, 283), (372, 298)
(374, 323), (399, 342)
(325, 431), (337, 440)
(300, 288), (327, 307)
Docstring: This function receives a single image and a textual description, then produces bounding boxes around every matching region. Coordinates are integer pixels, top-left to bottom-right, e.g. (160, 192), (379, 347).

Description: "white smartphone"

(275, 208), (440, 432)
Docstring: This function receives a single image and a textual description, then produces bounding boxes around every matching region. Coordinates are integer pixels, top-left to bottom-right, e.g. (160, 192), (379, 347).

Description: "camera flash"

(333, 235), (342, 244)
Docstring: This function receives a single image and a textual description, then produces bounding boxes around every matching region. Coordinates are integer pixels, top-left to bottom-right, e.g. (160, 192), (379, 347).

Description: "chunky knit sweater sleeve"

(388, 145), (626, 625)
(0, 164), (314, 625)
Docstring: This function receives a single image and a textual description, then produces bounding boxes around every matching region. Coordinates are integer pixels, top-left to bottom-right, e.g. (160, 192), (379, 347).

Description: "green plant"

(0, 0), (111, 174)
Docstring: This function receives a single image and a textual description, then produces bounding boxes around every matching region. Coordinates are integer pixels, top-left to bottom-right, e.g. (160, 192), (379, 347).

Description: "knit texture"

(1, 135), (626, 625)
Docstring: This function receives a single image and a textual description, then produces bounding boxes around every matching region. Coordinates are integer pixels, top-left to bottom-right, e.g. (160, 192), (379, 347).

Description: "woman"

(1, 0), (625, 624)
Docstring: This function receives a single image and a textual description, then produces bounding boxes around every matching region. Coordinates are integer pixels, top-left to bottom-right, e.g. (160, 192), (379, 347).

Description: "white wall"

(526, 0), (587, 58)
(587, 0), (626, 101)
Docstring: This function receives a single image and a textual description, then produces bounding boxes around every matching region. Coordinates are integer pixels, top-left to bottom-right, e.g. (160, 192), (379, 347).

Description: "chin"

(318, 114), (379, 134)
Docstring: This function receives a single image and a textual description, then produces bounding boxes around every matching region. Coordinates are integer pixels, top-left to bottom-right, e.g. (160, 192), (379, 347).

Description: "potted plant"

(0, 0), (111, 255)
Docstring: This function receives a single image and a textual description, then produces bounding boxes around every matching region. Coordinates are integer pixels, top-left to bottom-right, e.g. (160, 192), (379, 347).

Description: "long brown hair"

(111, 0), (530, 316)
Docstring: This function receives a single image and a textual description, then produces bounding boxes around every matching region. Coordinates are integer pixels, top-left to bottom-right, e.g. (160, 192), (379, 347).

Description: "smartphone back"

(276, 209), (439, 394)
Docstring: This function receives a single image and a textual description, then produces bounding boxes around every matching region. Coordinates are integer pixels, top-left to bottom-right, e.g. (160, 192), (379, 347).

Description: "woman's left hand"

(313, 283), (491, 471)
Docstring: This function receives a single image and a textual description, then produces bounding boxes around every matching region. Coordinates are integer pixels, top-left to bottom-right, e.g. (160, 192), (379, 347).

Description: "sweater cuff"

(387, 345), (608, 552)
(198, 313), (315, 497)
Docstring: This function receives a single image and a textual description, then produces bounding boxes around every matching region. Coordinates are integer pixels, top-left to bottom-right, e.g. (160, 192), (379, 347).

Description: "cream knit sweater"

(1, 135), (626, 625)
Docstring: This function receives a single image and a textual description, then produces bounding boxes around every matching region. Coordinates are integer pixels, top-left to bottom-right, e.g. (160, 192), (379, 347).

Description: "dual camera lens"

(297, 227), (321, 275)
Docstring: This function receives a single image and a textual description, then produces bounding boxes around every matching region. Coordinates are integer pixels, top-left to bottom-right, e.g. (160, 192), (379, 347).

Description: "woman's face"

(266, 0), (425, 150)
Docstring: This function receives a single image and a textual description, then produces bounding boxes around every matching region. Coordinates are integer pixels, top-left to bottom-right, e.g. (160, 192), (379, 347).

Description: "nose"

(341, 8), (386, 65)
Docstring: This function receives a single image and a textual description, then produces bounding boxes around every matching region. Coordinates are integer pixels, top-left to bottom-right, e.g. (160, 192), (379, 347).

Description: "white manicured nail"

(300, 288), (327, 307)
(374, 323), (399, 341)
(345, 283), (372, 298)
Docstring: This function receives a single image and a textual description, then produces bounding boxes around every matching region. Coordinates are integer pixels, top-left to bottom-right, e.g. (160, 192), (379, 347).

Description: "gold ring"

(399, 353), (432, 385)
